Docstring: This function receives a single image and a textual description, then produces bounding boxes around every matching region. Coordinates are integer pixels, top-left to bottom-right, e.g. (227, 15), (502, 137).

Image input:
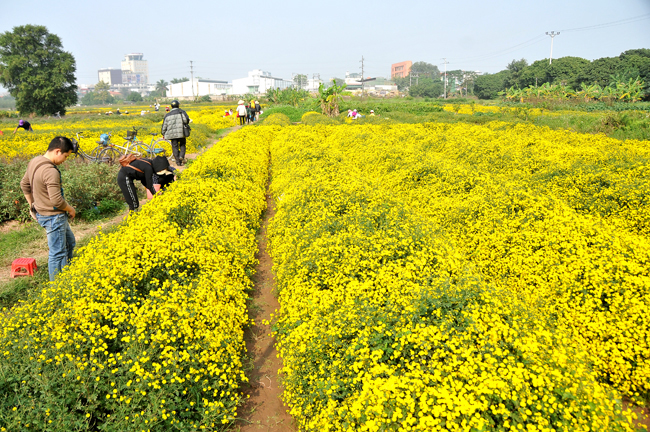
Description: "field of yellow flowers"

(0, 109), (236, 160)
(267, 123), (649, 431)
(0, 123), (273, 430)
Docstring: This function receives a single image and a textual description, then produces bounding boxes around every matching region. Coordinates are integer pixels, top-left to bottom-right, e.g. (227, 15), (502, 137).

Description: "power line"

(561, 13), (650, 32)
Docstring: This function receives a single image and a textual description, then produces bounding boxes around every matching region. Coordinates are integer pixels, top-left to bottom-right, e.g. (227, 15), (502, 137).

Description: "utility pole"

(546, 31), (560, 65)
(190, 60), (195, 99)
(360, 55), (365, 100)
(442, 58), (449, 99)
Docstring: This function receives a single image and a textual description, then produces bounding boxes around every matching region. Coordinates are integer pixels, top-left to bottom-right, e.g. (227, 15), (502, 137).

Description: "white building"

(121, 53), (149, 85)
(231, 70), (292, 95)
(98, 68), (122, 85)
(305, 78), (323, 92)
(167, 79), (232, 99)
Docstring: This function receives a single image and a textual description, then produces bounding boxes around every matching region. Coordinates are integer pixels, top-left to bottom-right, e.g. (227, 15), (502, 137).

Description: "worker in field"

(13, 119), (34, 134)
(236, 100), (247, 126)
(116, 155), (156, 212)
(161, 100), (191, 166)
(255, 101), (261, 121)
(20, 136), (76, 281)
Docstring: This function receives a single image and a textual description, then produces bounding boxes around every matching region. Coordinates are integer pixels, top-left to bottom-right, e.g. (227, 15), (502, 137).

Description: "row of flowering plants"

(0, 108), (237, 160)
(267, 123), (647, 431)
(0, 125), (275, 430)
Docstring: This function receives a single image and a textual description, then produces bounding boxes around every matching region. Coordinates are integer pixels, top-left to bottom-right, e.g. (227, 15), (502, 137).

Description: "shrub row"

(0, 125), (276, 431)
(267, 124), (645, 431)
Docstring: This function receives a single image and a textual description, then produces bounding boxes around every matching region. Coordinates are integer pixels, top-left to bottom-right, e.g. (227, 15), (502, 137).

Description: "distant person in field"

(161, 100), (191, 166)
(255, 101), (261, 121)
(20, 136), (76, 281)
(13, 119), (34, 134)
(347, 109), (353, 118)
(246, 104), (253, 124)
(236, 100), (247, 126)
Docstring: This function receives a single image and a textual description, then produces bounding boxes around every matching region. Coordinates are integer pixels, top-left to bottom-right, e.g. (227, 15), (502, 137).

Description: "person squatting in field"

(13, 119), (34, 134)
(116, 155), (176, 212)
(161, 100), (191, 166)
(20, 136), (76, 281)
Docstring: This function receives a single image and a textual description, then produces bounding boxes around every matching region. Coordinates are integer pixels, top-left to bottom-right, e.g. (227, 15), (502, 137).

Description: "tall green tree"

(505, 58), (528, 88)
(293, 74), (308, 88)
(474, 71), (511, 99)
(408, 77), (443, 98)
(155, 79), (169, 96)
(0, 25), (77, 115)
(95, 80), (111, 104)
(410, 61), (440, 79)
(127, 91), (143, 102)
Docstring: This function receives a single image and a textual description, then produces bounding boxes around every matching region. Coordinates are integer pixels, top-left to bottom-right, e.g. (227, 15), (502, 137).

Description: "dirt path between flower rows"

(237, 192), (294, 431)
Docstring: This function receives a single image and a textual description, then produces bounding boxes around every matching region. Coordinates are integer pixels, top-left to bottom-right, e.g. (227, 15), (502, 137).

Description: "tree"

(410, 62), (440, 79)
(95, 80), (111, 104)
(293, 74), (308, 88)
(127, 91), (143, 102)
(474, 71), (511, 99)
(0, 25), (77, 115)
(155, 79), (169, 96)
(505, 58), (528, 88)
(408, 77), (443, 98)
(317, 79), (347, 117)
(170, 77), (189, 84)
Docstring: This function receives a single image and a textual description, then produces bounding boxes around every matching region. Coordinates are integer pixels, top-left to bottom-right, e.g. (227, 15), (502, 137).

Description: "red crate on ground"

(11, 258), (37, 278)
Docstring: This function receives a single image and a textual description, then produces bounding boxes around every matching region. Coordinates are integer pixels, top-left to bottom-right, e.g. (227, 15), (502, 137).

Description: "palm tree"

(156, 79), (169, 97)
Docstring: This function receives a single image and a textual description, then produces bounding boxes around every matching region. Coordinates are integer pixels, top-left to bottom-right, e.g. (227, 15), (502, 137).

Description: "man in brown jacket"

(20, 136), (77, 281)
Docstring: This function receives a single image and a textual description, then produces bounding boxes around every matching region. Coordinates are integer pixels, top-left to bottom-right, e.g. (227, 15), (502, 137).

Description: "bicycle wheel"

(89, 145), (104, 159)
(151, 139), (171, 158)
(98, 147), (122, 165)
(132, 143), (152, 158)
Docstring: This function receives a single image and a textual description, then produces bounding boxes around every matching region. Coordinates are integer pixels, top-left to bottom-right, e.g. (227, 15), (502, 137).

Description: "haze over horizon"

(2, 0), (650, 88)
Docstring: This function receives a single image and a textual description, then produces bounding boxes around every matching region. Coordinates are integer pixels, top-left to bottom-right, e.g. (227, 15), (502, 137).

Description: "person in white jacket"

(236, 100), (247, 126)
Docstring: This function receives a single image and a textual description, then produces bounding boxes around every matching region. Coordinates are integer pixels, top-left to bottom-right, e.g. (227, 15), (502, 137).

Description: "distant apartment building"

(391, 61), (412, 78)
(167, 79), (232, 99)
(231, 70), (292, 95)
(121, 53), (148, 85)
(98, 68), (122, 85)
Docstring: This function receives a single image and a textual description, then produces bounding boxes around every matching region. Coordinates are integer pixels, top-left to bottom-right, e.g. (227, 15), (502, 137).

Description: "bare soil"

(237, 193), (294, 432)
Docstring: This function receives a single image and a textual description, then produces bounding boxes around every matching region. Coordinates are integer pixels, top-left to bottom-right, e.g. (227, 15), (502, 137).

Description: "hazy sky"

(2, 0), (650, 86)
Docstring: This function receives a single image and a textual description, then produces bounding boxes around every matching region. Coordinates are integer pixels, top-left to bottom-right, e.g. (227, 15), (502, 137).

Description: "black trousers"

(117, 170), (140, 211)
(171, 138), (186, 163)
(239, 116), (246, 126)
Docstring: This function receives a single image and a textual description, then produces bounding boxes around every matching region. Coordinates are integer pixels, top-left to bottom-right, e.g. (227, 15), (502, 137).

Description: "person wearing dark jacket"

(161, 100), (191, 166)
(117, 158), (156, 212)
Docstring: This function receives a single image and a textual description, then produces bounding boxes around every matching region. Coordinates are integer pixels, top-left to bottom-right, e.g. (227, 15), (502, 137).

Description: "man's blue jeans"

(36, 213), (75, 281)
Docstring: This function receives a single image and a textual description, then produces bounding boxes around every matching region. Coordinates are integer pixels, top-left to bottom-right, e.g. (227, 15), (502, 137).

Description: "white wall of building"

(167, 79), (232, 98)
(231, 69), (292, 95)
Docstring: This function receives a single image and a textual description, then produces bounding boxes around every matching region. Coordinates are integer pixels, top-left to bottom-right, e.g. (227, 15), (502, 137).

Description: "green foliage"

(0, 158), (124, 223)
(301, 112), (340, 125)
(80, 91), (114, 106)
(126, 91), (143, 102)
(474, 71), (511, 99)
(199, 95), (211, 103)
(408, 77), (443, 98)
(317, 79), (347, 117)
(0, 25), (77, 115)
(260, 105), (307, 122)
(170, 77), (188, 84)
(262, 113), (291, 126)
(266, 87), (309, 107)
(155, 79), (168, 97)
(94, 81), (111, 105)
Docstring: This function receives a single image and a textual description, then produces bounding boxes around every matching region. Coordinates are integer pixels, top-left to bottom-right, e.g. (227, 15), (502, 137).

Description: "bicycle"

(97, 127), (150, 164)
(68, 132), (104, 163)
(140, 132), (171, 158)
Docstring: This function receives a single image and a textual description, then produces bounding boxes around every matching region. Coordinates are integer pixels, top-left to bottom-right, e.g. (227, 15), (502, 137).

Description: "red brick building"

(391, 61), (412, 78)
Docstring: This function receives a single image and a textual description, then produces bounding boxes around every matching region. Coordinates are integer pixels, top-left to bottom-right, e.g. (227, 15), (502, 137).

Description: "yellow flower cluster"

(266, 123), (647, 431)
(0, 108), (236, 160)
(0, 125), (275, 430)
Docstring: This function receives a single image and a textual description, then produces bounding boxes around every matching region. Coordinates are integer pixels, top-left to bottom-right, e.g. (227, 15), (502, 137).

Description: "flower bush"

(0, 125), (277, 431)
(267, 123), (648, 431)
